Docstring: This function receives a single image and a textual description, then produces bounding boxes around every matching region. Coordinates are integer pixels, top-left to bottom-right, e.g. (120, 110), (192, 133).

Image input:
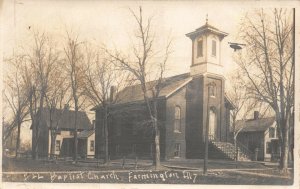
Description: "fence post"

(135, 156), (138, 169)
(122, 156), (125, 169)
(254, 148), (259, 161)
(235, 148), (239, 169)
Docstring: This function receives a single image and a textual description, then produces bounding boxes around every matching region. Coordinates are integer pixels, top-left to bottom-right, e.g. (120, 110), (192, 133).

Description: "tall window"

(209, 85), (216, 97)
(197, 40), (203, 57)
(55, 140), (61, 151)
(269, 127), (275, 138)
(174, 143), (181, 157)
(90, 140), (95, 152)
(174, 106), (181, 132)
(266, 142), (272, 154)
(212, 40), (216, 56)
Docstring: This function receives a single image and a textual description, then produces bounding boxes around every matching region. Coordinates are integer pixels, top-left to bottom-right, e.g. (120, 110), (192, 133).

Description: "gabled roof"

(237, 117), (276, 133)
(40, 108), (92, 130)
(78, 130), (94, 138)
(92, 72), (235, 110)
(116, 73), (192, 104)
(224, 93), (235, 110)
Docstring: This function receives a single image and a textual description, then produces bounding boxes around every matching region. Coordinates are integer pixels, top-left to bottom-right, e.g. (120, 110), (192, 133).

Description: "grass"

(2, 157), (294, 185)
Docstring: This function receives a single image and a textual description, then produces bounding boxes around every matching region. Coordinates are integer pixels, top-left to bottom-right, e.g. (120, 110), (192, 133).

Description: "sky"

(1, 0), (299, 145)
(3, 1), (297, 75)
(2, 1), (260, 76)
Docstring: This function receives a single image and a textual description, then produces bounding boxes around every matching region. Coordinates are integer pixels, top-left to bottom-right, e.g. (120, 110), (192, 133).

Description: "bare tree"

(63, 30), (86, 162)
(45, 66), (71, 159)
(227, 71), (270, 160)
(3, 55), (30, 157)
(83, 45), (130, 164)
(108, 7), (172, 169)
(26, 30), (59, 159)
(236, 8), (294, 172)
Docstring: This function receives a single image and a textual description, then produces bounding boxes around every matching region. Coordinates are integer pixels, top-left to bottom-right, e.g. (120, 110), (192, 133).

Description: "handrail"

(208, 135), (215, 141)
(236, 140), (253, 159)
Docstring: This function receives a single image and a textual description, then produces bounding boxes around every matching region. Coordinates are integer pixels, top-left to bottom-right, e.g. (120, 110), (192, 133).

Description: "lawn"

(2, 157), (293, 185)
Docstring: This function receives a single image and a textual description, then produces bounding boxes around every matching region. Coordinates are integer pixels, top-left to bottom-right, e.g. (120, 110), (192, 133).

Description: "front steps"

(210, 141), (251, 161)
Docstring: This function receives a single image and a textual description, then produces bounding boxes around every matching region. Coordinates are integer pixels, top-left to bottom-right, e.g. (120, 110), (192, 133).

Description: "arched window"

(174, 106), (181, 132)
(197, 39), (203, 57)
(209, 84), (216, 97)
(212, 40), (217, 56)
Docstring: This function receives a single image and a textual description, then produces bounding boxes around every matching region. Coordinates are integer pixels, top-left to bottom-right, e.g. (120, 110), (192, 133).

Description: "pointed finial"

(206, 14), (208, 24)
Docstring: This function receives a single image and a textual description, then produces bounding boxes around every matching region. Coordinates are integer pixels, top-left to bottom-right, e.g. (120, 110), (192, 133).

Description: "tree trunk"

(73, 99), (78, 162)
(153, 101), (160, 169)
(74, 129), (78, 161)
(33, 118), (40, 160)
(280, 116), (290, 173)
(50, 131), (56, 159)
(31, 121), (37, 159)
(154, 127), (161, 169)
(15, 116), (21, 158)
(104, 105), (109, 164)
(234, 137), (237, 161)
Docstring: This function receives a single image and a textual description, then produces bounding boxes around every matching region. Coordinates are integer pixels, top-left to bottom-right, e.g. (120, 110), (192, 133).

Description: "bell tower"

(186, 19), (228, 76)
(185, 19), (229, 158)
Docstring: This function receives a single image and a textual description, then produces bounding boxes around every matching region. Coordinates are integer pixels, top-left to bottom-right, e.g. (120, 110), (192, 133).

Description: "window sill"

(174, 131), (181, 134)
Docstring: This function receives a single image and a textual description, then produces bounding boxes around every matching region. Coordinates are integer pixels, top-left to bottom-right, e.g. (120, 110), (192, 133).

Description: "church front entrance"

(209, 109), (217, 141)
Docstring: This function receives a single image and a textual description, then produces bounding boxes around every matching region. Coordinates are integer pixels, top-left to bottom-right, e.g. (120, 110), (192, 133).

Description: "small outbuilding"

(236, 112), (279, 161)
(78, 130), (95, 159)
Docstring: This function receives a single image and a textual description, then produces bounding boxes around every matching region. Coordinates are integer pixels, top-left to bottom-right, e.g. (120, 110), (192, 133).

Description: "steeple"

(186, 20), (228, 77)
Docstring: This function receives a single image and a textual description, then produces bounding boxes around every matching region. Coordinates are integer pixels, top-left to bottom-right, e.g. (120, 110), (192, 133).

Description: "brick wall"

(95, 100), (166, 160)
(165, 87), (187, 160)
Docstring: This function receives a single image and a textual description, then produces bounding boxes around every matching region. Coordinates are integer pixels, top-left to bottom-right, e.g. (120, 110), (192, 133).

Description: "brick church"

(94, 21), (235, 160)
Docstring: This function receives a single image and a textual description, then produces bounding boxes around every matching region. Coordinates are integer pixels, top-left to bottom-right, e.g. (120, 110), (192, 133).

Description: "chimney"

(254, 111), (259, 120)
(110, 86), (115, 103)
(64, 104), (70, 110)
(92, 120), (95, 130)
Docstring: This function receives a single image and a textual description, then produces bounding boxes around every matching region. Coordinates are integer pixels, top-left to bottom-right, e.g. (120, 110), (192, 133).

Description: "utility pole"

(203, 82), (214, 175)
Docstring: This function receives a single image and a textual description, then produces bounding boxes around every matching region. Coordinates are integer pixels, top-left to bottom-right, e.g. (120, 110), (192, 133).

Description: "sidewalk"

(161, 159), (268, 170)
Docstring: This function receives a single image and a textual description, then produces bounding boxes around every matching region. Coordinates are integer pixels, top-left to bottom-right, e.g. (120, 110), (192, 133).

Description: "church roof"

(236, 117), (276, 133)
(116, 73), (192, 104)
(91, 72), (235, 110)
(37, 108), (93, 131)
(186, 22), (228, 39)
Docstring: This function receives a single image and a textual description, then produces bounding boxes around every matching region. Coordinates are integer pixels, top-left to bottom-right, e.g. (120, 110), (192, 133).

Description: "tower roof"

(186, 22), (228, 40)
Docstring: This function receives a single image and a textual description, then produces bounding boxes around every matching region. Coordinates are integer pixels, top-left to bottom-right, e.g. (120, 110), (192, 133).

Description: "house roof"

(116, 73), (192, 104)
(78, 130), (94, 138)
(40, 108), (92, 130)
(237, 117), (276, 133)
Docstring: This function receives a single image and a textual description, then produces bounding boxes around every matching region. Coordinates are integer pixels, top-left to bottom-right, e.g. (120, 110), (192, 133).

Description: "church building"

(94, 21), (236, 160)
